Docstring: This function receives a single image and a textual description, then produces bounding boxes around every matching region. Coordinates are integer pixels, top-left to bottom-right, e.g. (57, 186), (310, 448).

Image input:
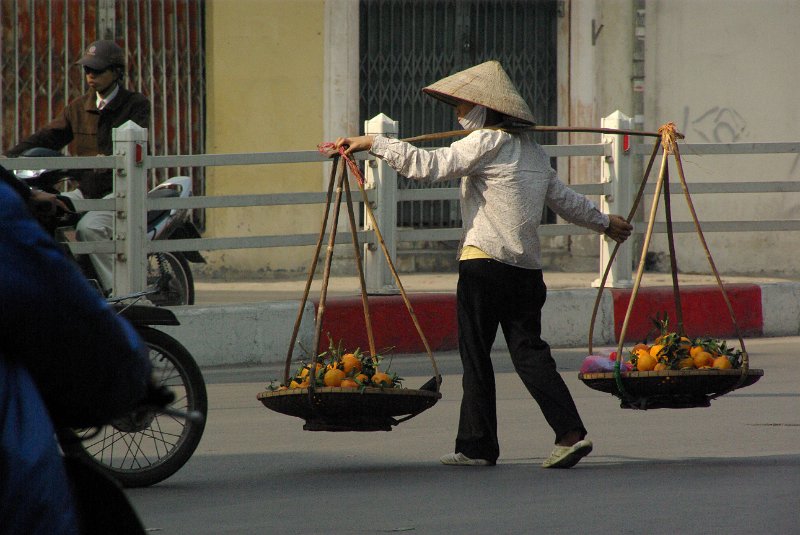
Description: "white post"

(594, 110), (633, 288)
(363, 113), (399, 294)
(112, 121), (149, 297)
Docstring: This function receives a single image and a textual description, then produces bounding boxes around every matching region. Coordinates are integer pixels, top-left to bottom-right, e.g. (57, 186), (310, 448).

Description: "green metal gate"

(359, 0), (558, 229)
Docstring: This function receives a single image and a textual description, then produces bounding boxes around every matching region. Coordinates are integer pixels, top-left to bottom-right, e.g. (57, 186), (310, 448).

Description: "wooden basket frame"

(259, 154), (442, 431)
(582, 124), (762, 409)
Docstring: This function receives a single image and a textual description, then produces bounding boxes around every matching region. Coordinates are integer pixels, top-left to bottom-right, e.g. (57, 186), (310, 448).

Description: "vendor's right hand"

(604, 214), (633, 244)
(334, 135), (375, 156)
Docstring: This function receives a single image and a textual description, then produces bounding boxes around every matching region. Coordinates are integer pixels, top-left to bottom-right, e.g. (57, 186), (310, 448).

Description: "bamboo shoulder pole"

(401, 124), (683, 145)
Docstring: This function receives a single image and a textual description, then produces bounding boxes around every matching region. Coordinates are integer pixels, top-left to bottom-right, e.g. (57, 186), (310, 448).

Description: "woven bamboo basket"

(579, 369), (763, 409)
(257, 386), (441, 431)
(581, 124), (764, 409)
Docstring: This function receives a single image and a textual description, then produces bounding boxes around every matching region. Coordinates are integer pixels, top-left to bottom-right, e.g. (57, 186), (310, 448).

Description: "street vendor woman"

(331, 60), (632, 469)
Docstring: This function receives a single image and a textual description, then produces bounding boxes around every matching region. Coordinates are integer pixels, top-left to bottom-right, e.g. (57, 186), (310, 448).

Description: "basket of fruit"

(580, 125), (763, 409)
(579, 320), (763, 409)
(257, 154), (441, 430)
(258, 343), (441, 431)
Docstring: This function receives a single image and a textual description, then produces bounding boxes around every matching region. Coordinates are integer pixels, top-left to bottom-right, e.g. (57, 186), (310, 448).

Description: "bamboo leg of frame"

(352, 171), (441, 389)
(588, 138), (661, 354)
(671, 144), (748, 363)
(283, 157), (342, 384)
(670, 145), (750, 398)
(308, 161), (347, 399)
(662, 165), (685, 335)
(613, 149), (670, 398)
(342, 169), (378, 360)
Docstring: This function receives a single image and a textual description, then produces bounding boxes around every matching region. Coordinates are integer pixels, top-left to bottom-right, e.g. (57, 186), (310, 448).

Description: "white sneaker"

(440, 452), (493, 466)
(541, 439), (593, 468)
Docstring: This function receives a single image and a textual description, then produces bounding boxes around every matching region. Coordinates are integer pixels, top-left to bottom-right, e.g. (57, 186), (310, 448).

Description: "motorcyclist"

(3, 39), (151, 295)
(0, 164), (152, 533)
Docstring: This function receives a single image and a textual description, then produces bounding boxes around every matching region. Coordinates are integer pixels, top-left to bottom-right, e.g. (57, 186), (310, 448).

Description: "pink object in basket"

(580, 354), (633, 374)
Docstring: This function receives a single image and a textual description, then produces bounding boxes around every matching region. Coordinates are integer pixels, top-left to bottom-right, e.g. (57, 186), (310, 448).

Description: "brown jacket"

(5, 87), (151, 198)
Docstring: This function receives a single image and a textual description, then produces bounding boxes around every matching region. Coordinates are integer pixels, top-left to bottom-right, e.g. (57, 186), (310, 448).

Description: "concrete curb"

(760, 282), (800, 337)
(161, 281), (800, 367)
(159, 300), (316, 368)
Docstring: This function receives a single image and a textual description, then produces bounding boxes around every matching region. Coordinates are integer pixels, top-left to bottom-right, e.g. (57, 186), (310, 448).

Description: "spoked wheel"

(72, 327), (207, 487)
(147, 252), (195, 306)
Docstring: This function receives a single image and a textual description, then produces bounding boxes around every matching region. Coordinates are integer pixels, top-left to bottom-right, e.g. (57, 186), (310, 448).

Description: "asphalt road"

(127, 337), (800, 534)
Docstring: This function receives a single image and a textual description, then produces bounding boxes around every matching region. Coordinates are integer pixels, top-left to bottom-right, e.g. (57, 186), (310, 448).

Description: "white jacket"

(370, 129), (609, 269)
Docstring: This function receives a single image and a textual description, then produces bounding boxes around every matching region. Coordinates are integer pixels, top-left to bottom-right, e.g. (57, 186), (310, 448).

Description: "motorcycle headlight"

(14, 168), (46, 180)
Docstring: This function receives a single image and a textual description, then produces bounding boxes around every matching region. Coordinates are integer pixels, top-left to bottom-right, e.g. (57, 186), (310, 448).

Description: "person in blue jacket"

(0, 164), (152, 534)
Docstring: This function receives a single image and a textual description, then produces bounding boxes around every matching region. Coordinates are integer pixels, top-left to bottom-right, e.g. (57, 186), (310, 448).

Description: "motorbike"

(60, 290), (208, 488)
(58, 356), (202, 534)
(13, 147), (205, 306)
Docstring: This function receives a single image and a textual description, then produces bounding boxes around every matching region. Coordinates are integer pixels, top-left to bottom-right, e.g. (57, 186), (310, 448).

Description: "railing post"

(112, 121), (149, 297)
(594, 110), (634, 288)
(363, 113), (399, 294)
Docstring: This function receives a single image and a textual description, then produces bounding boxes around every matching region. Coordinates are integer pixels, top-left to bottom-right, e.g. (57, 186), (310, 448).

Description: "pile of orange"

(627, 330), (743, 372)
(272, 341), (402, 391)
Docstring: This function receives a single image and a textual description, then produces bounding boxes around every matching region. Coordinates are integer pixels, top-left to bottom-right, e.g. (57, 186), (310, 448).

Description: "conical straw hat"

(422, 60), (536, 125)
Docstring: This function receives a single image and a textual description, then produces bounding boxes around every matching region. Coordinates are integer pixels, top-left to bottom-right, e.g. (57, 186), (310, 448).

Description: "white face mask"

(458, 105), (487, 130)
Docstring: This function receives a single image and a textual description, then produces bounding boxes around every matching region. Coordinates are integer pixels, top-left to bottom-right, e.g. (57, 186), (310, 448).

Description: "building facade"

(3, 0), (798, 278)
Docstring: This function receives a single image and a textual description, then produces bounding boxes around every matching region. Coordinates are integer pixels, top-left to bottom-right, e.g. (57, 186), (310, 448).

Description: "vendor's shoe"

(440, 452), (493, 466)
(541, 439), (593, 469)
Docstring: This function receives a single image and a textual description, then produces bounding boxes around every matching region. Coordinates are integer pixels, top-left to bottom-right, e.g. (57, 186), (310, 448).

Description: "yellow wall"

(204, 0), (325, 278)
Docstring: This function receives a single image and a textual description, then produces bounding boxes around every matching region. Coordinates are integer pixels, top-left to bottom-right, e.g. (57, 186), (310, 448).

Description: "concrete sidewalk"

(192, 271), (791, 304)
(155, 270), (800, 368)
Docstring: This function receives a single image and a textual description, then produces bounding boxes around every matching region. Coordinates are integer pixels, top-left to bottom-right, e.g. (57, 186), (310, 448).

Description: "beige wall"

(643, 0), (800, 276)
(574, 0), (800, 277)
(200, 0), (799, 279)
(203, 0), (325, 278)
(556, 0), (636, 263)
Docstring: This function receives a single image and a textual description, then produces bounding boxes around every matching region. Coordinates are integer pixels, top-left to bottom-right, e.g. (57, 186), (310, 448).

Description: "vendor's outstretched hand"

(332, 135), (375, 157)
(604, 215), (633, 244)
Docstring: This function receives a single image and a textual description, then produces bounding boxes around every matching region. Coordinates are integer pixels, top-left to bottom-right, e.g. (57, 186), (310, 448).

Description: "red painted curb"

(610, 284), (763, 342)
(314, 294), (457, 354)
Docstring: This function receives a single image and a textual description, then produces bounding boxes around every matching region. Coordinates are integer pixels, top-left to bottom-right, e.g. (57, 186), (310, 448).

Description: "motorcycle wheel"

(147, 252), (195, 306)
(72, 327), (208, 488)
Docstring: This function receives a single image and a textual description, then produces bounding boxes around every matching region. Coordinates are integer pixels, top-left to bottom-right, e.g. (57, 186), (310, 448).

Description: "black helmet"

(76, 40), (125, 71)
(20, 147), (64, 159)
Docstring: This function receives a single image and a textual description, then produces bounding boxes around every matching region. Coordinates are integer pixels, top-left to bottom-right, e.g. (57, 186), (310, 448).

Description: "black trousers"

(455, 259), (587, 463)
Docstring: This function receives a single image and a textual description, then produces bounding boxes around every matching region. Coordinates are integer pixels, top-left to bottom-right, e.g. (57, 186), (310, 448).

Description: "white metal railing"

(5, 113), (800, 299)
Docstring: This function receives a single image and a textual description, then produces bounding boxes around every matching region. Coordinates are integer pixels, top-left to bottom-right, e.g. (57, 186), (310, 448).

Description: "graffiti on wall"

(683, 105), (800, 178)
(683, 106), (747, 143)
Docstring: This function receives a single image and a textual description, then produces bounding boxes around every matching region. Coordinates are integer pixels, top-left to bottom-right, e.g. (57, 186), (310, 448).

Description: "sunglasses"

(83, 65), (109, 76)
